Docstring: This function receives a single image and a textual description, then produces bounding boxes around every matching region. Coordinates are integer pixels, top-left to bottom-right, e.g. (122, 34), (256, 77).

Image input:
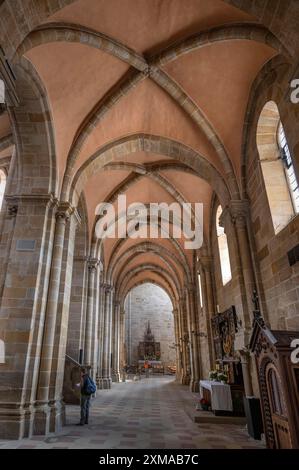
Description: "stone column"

(91, 260), (102, 381)
(66, 256), (88, 362)
(0, 194), (57, 439)
(49, 209), (80, 432)
(84, 258), (99, 367)
(98, 283), (113, 389)
(96, 281), (105, 386)
(186, 285), (200, 392)
(33, 202), (74, 435)
(172, 308), (181, 381)
(111, 300), (120, 382)
(219, 201), (255, 396)
(230, 200), (255, 330)
(178, 296), (190, 385)
(119, 307), (126, 378)
(202, 255), (216, 366)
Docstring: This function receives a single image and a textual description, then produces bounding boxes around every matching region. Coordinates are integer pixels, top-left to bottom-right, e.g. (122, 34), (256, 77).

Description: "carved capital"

(55, 202), (74, 222)
(87, 257), (99, 271)
(229, 200), (250, 228)
(102, 282), (113, 293)
(218, 206), (231, 231)
(7, 203), (18, 217)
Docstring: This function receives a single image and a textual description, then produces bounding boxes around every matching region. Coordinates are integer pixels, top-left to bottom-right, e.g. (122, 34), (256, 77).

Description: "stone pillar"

(178, 296), (190, 385)
(91, 261), (102, 381)
(49, 209), (80, 432)
(96, 282), (105, 386)
(84, 258), (99, 366)
(172, 308), (181, 381)
(186, 285), (200, 392)
(97, 283), (113, 389)
(230, 200), (255, 330)
(219, 201), (256, 396)
(33, 202), (74, 436)
(119, 307), (126, 379)
(111, 300), (120, 382)
(0, 194), (57, 439)
(202, 255), (216, 366)
(66, 256), (88, 362)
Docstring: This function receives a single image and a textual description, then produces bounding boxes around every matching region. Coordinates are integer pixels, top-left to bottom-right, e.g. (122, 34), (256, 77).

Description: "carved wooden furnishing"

(250, 316), (299, 449)
(211, 306), (245, 415)
(212, 306), (238, 362)
(138, 321), (161, 360)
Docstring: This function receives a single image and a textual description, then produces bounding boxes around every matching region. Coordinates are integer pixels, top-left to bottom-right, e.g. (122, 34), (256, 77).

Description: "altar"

(138, 321), (161, 361)
(199, 380), (233, 412)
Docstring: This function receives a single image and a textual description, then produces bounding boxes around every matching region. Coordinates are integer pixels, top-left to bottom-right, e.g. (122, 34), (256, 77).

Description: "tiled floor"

(0, 377), (265, 449)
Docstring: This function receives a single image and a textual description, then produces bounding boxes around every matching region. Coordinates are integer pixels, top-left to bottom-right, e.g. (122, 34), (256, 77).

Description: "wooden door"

(266, 365), (292, 448)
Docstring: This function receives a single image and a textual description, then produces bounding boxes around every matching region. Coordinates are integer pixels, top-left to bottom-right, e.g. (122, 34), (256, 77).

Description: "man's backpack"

(83, 375), (96, 395)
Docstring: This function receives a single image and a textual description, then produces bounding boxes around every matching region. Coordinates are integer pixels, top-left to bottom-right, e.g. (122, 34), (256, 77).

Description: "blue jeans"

(80, 394), (91, 424)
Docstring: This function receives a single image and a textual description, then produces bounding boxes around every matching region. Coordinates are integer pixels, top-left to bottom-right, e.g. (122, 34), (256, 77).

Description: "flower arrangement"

(209, 370), (218, 381)
(217, 372), (228, 383)
(199, 397), (209, 411)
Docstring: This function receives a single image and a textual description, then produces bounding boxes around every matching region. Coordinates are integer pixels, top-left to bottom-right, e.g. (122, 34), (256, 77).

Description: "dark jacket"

(81, 373), (89, 396)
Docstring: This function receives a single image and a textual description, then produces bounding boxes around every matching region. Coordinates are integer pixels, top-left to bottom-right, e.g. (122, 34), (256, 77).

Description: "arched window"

(216, 206), (232, 285)
(257, 101), (299, 234)
(0, 168), (6, 211)
(197, 273), (203, 307)
(278, 123), (299, 214)
(0, 339), (5, 364)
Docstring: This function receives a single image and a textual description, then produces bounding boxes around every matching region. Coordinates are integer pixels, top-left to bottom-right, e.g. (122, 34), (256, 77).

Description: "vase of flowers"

(217, 371), (228, 384)
(199, 398), (209, 411)
(209, 370), (218, 381)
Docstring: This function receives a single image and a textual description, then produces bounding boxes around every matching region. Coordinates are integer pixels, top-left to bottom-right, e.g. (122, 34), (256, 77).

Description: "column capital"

(114, 299), (120, 307)
(229, 200), (250, 228)
(55, 201), (74, 222)
(87, 257), (100, 270)
(218, 205), (231, 230)
(102, 282), (114, 293)
(5, 193), (57, 217)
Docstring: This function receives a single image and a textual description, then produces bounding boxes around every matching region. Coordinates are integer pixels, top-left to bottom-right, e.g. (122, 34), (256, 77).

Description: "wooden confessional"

(250, 315), (299, 449)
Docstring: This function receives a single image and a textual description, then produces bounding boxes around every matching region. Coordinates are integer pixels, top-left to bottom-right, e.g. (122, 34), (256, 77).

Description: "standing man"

(77, 367), (96, 425)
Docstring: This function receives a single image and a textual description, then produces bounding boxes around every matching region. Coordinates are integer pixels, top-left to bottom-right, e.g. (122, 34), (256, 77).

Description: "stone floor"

(0, 377), (265, 449)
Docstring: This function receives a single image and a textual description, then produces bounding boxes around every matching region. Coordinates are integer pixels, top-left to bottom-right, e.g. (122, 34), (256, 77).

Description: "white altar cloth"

(199, 380), (233, 412)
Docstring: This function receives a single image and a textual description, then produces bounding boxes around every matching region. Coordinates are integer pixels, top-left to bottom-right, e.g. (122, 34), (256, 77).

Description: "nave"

(0, 0), (299, 449)
(0, 378), (264, 449)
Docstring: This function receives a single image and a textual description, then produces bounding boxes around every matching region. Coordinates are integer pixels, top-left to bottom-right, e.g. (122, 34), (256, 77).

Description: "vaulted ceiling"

(0, 0), (290, 303)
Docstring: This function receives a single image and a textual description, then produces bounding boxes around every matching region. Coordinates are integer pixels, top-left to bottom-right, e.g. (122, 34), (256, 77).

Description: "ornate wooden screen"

(250, 316), (299, 449)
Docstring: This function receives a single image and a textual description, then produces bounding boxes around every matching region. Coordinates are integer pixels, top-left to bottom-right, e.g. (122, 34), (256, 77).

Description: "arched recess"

(107, 241), (190, 285)
(257, 100), (298, 233)
(16, 21), (287, 200)
(117, 263), (181, 302)
(69, 134), (232, 207)
(241, 54), (293, 197)
(215, 205), (232, 286)
(123, 281), (176, 367)
(117, 252), (182, 296)
(9, 58), (57, 195)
